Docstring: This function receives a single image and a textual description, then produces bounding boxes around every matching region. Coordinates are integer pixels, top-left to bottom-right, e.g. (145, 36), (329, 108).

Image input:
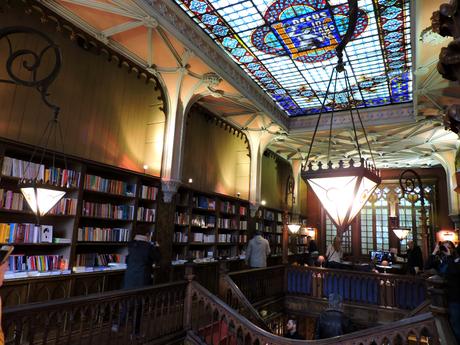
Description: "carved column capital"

(249, 203), (259, 217)
(161, 179), (181, 203)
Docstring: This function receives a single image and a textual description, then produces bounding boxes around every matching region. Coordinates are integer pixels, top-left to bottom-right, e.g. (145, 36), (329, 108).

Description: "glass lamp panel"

(21, 187), (38, 214)
(21, 186), (65, 216)
(347, 176), (379, 226)
(393, 229), (409, 240)
(307, 175), (358, 229)
(288, 224), (301, 233)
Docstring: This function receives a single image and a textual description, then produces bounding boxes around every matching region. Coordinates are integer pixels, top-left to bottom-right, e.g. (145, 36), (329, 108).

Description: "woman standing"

(325, 237), (343, 269)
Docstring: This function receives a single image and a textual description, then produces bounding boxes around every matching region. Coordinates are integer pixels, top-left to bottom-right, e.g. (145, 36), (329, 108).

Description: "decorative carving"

(444, 104), (460, 133)
(161, 179), (181, 203)
(0, 26), (61, 115)
(249, 203), (259, 218)
(432, 1), (460, 82)
(202, 72), (222, 88)
(147, 0), (288, 129)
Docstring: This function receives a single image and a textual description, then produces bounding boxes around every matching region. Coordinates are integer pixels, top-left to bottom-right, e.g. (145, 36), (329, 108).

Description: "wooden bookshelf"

(172, 187), (249, 265)
(0, 139), (160, 283)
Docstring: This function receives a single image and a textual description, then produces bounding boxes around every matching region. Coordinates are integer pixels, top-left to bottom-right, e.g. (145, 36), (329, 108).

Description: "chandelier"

(301, 0), (381, 237)
(0, 26), (65, 220)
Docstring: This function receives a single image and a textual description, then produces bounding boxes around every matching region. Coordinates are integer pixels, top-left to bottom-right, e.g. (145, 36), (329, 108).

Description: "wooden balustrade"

(3, 281), (187, 345)
(287, 266), (428, 310)
(219, 274), (271, 331)
(228, 265), (285, 304)
(189, 280), (440, 345)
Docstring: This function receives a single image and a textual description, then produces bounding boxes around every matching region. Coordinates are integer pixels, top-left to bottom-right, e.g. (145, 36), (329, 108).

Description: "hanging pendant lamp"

(301, 0), (381, 236)
(0, 27), (65, 221)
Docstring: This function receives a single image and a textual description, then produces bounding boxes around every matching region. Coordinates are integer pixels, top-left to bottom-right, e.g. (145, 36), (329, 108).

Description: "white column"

(244, 130), (275, 212)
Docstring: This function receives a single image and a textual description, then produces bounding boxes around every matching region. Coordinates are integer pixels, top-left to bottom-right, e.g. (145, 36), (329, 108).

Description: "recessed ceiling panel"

(173, 0), (412, 116)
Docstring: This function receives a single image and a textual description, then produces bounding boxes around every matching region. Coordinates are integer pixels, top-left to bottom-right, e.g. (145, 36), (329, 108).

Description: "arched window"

(325, 216), (352, 254)
(359, 183), (435, 256)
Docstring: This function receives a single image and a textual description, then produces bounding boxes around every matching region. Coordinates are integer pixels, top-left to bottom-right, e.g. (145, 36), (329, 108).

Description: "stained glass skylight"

(173, 0), (412, 116)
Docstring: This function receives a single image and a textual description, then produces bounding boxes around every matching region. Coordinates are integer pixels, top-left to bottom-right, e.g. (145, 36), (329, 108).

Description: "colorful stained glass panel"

(173, 0), (412, 116)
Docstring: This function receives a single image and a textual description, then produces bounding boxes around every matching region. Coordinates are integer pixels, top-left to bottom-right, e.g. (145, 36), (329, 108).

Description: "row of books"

(74, 253), (125, 267)
(84, 174), (136, 196)
(82, 202), (134, 220)
(141, 185), (158, 201)
(175, 212), (189, 225)
(174, 232), (188, 243)
(193, 196), (215, 210)
(137, 207), (155, 222)
(220, 201), (236, 214)
(191, 215), (215, 228)
(0, 223), (53, 243)
(174, 232), (247, 244)
(8, 254), (63, 272)
(192, 233), (215, 243)
(263, 234), (281, 244)
(218, 218), (238, 230)
(240, 220), (248, 230)
(217, 234), (238, 243)
(77, 227), (131, 242)
(0, 189), (24, 211)
(49, 198), (78, 216)
(2, 157), (80, 188)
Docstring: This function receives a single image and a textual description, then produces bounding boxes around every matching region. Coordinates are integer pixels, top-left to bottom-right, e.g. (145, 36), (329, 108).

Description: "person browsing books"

(245, 230), (270, 268)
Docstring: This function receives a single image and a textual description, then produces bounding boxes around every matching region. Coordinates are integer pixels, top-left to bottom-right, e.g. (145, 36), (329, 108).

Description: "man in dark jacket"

(315, 293), (352, 339)
(113, 232), (160, 335)
(123, 233), (161, 289)
(406, 240), (423, 275)
(284, 319), (303, 339)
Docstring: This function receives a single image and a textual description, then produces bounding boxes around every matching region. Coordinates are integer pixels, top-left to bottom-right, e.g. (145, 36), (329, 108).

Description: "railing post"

(218, 261), (229, 299)
(427, 274), (448, 314)
(183, 263), (195, 331)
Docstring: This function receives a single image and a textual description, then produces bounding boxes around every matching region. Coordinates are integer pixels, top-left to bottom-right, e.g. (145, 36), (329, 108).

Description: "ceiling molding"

(132, 0), (288, 130)
(288, 104), (415, 132)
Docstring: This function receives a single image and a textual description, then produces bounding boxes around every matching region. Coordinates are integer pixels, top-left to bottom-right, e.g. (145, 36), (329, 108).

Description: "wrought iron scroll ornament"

(0, 26), (62, 117)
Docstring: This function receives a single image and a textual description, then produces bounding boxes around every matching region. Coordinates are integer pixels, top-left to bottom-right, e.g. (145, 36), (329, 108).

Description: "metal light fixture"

(288, 223), (301, 234)
(0, 27), (65, 220)
(393, 228), (410, 241)
(301, 0), (381, 237)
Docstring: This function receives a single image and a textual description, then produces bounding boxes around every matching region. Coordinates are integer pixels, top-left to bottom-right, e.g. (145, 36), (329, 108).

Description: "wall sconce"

(188, 178), (193, 184)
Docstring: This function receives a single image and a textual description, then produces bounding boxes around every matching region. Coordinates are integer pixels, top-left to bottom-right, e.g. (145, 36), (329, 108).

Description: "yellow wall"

(0, 7), (165, 175)
(181, 108), (250, 198)
(261, 153), (292, 210)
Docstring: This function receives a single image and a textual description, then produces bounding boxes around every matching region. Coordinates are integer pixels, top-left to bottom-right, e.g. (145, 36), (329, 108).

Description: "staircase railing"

(189, 280), (440, 345)
(287, 265), (427, 310)
(228, 265), (285, 304)
(219, 274), (270, 332)
(3, 281), (187, 345)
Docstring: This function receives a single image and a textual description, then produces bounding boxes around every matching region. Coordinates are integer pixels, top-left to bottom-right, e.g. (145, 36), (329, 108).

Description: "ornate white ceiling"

(42, 0), (460, 168)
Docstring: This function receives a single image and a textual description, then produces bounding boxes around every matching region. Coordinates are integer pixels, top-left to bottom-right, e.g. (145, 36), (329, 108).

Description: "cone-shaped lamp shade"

(393, 228), (410, 240)
(288, 223), (301, 234)
(302, 162), (381, 232)
(20, 183), (66, 216)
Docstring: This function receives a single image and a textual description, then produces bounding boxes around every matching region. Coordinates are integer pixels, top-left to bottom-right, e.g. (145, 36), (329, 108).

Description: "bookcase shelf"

(172, 187), (249, 264)
(0, 139), (159, 283)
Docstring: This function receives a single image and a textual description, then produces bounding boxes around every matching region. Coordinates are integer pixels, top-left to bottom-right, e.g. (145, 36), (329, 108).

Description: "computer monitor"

(369, 250), (394, 265)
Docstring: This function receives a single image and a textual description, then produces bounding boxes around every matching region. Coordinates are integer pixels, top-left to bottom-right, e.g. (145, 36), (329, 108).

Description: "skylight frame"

(173, 0), (412, 117)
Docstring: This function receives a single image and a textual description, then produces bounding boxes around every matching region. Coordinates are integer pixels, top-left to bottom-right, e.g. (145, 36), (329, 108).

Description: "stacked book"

(141, 185), (158, 200)
(0, 189), (24, 211)
(82, 202), (134, 220)
(8, 254), (62, 272)
(77, 227), (131, 242)
(2, 157), (80, 187)
(137, 207), (155, 222)
(84, 174), (136, 196)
